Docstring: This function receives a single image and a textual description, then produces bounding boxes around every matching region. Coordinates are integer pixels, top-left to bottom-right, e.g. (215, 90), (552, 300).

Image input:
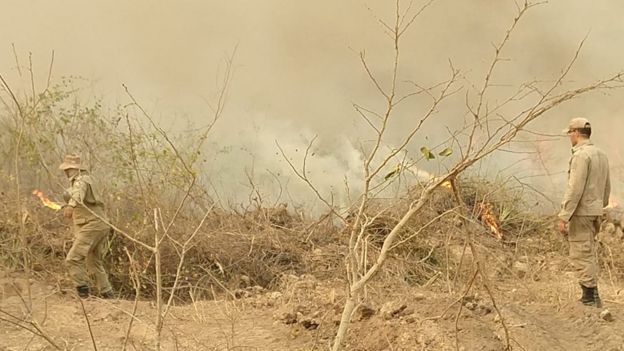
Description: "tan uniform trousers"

(568, 216), (600, 288)
(65, 217), (113, 293)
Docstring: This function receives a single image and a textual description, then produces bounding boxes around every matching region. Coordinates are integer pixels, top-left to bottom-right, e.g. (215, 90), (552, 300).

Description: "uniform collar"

(572, 139), (592, 154)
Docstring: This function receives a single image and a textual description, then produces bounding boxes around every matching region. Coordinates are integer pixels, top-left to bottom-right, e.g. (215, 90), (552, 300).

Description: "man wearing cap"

(59, 154), (114, 299)
(558, 118), (610, 308)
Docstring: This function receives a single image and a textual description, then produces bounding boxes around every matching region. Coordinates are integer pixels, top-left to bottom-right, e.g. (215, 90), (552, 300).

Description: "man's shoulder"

(575, 142), (606, 158)
(572, 146), (591, 160)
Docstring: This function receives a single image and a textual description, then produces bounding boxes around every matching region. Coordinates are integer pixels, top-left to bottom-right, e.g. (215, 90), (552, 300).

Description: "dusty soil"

(0, 272), (315, 350)
(2, 254), (624, 351)
(2, 211), (624, 351)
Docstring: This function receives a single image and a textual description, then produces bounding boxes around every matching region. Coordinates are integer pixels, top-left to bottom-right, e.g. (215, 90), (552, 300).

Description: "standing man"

(59, 154), (114, 299)
(558, 118), (610, 308)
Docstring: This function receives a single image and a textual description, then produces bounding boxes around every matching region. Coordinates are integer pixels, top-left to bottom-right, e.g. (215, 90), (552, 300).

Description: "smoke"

(2, 0), (623, 210)
(202, 113), (365, 211)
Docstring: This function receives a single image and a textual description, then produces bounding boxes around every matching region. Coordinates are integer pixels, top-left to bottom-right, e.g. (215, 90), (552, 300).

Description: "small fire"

(32, 189), (62, 211)
(476, 202), (503, 240)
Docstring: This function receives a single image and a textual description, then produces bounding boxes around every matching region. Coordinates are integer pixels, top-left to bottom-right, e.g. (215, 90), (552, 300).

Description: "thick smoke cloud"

(2, 0), (622, 211)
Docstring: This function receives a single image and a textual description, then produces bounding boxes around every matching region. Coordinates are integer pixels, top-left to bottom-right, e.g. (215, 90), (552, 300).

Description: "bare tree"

(0, 49), (61, 350)
(1, 49), (235, 350)
(279, 1), (623, 350)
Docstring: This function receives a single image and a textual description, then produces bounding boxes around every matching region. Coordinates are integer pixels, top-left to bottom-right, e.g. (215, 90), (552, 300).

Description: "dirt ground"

(2, 250), (624, 351)
(0, 272), (315, 350)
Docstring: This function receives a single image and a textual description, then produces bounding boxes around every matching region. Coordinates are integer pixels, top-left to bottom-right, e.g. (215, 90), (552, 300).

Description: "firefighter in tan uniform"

(558, 118), (610, 308)
(59, 155), (114, 299)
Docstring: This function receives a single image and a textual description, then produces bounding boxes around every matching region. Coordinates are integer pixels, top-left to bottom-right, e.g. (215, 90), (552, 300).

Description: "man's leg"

(568, 216), (600, 306)
(88, 228), (113, 295)
(66, 226), (96, 298)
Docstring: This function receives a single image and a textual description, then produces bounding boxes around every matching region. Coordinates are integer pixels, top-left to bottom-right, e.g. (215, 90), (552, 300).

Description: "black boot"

(593, 286), (603, 308)
(580, 285), (594, 306)
(99, 290), (116, 299)
(77, 285), (89, 299)
(580, 285), (602, 308)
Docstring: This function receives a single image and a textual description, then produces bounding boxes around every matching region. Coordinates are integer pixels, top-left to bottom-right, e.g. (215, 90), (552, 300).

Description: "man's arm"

(604, 167), (611, 207)
(558, 154), (590, 222)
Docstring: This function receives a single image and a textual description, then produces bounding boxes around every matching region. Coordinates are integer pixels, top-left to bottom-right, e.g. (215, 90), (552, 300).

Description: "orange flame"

(32, 189), (62, 211)
(476, 202), (503, 240)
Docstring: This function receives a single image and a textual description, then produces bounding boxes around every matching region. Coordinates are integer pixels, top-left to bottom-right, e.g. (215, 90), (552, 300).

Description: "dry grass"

(0, 169), (583, 306)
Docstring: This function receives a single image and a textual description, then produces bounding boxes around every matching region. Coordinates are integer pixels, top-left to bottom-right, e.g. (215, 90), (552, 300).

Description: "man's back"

(557, 118), (608, 308)
(560, 140), (611, 221)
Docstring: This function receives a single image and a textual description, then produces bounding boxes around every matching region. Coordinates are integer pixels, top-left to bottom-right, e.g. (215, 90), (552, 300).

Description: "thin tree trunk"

(331, 293), (357, 351)
(154, 209), (163, 351)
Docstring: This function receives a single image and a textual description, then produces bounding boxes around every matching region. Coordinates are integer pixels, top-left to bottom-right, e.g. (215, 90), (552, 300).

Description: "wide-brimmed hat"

(562, 117), (591, 134)
(58, 154), (86, 171)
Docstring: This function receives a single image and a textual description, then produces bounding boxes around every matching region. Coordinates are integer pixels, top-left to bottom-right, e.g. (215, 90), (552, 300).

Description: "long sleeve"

(559, 154), (590, 222)
(67, 179), (89, 207)
(604, 168), (611, 207)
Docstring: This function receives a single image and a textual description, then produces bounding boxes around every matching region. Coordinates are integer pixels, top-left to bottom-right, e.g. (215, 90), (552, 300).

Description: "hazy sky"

(3, 1), (623, 122)
(2, 0), (623, 208)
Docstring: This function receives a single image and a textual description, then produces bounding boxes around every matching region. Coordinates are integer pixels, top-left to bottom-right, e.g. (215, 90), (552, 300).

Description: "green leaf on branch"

(439, 147), (453, 157)
(384, 164), (401, 180)
(420, 147), (435, 160)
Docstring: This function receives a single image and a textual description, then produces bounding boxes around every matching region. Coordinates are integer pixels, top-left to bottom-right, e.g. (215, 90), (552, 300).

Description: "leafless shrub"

(277, 1), (623, 349)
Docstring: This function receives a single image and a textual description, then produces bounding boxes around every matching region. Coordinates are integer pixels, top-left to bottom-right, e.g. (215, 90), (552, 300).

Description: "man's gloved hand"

(63, 206), (74, 219)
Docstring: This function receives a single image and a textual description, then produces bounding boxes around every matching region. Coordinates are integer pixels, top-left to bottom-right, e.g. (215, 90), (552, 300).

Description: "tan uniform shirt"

(64, 172), (112, 292)
(558, 140), (611, 222)
(66, 172), (107, 225)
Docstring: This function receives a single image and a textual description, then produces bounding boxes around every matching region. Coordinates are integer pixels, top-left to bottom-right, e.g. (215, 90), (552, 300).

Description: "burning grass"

(31, 190), (62, 211)
(0, 77), (578, 305)
(1, 170), (621, 304)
